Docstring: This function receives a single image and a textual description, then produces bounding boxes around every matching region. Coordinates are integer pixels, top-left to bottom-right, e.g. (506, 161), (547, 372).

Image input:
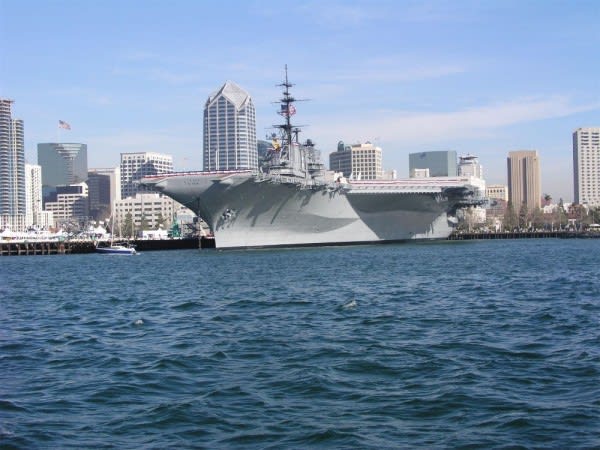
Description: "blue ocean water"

(1, 239), (599, 449)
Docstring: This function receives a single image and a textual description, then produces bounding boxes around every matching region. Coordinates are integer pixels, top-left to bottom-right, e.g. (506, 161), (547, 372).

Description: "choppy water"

(1, 239), (599, 449)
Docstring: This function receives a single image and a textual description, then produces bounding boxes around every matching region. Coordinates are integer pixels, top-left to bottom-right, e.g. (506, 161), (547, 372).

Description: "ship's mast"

(275, 64), (298, 150)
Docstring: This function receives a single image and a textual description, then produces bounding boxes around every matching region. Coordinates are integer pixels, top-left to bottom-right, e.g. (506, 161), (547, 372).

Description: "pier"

(448, 230), (600, 240)
(0, 237), (215, 256)
(0, 240), (96, 256)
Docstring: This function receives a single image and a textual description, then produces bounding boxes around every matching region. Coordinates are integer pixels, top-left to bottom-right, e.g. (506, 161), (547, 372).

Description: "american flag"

(279, 104), (296, 117)
(58, 120), (71, 130)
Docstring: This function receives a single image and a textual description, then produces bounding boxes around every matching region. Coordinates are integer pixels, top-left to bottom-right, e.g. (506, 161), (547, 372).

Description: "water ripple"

(1, 242), (599, 448)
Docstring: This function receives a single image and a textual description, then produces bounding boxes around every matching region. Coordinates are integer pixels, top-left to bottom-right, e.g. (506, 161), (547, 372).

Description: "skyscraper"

(120, 152), (173, 199)
(329, 141), (383, 180)
(0, 99), (26, 231)
(409, 151), (457, 177)
(573, 127), (600, 206)
(203, 81), (257, 171)
(37, 142), (88, 201)
(87, 167), (120, 221)
(507, 150), (541, 210)
(25, 163), (42, 227)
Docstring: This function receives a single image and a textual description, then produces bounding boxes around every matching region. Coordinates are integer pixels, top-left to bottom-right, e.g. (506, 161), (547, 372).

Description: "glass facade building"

(37, 142), (88, 202)
(409, 150), (457, 177)
(203, 81), (257, 171)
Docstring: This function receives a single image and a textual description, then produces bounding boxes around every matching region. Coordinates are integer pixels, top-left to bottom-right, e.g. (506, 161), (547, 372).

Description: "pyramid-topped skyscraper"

(203, 81), (257, 171)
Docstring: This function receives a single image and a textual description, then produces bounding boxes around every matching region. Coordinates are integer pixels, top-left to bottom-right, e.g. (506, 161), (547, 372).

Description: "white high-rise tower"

(573, 127), (600, 206)
(0, 98), (26, 231)
(203, 81), (257, 171)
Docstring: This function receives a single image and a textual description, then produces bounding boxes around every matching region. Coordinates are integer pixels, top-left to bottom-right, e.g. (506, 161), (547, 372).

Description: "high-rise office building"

(0, 99), (26, 231)
(88, 167), (120, 221)
(329, 141), (383, 180)
(409, 150), (457, 177)
(573, 127), (600, 206)
(25, 163), (42, 227)
(43, 182), (89, 224)
(203, 81), (257, 171)
(0, 100), (25, 212)
(120, 152), (172, 199)
(37, 142), (88, 202)
(507, 150), (541, 210)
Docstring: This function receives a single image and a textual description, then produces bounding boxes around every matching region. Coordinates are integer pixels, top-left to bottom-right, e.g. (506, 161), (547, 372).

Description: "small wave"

(171, 301), (197, 311)
(0, 399), (27, 412)
(341, 299), (357, 309)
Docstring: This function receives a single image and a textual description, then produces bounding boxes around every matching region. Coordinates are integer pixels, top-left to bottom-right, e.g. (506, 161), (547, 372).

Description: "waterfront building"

(485, 185), (509, 222)
(329, 141), (383, 180)
(203, 81), (257, 171)
(507, 150), (541, 210)
(573, 127), (600, 206)
(88, 167), (120, 221)
(43, 182), (89, 227)
(486, 184), (509, 202)
(409, 150), (457, 177)
(120, 152), (172, 199)
(37, 143), (88, 203)
(0, 99), (26, 231)
(25, 163), (42, 227)
(113, 192), (181, 236)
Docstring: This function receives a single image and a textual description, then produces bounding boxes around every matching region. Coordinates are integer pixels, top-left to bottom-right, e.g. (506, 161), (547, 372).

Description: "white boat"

(141, 68), (483, 249)
(95, 243), (137, 255)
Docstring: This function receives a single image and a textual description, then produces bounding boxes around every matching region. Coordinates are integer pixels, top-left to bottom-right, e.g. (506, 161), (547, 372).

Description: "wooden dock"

(0, 240), (96, 256)
(1, 237), (213, 256)
(448, 230), (600, 240)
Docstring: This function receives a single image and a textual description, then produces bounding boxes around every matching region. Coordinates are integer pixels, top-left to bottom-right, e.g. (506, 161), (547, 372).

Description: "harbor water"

(1, 239), (599, 448)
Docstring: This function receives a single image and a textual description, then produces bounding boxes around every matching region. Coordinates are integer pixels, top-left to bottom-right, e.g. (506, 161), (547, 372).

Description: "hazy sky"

(1, 0), (599, 201)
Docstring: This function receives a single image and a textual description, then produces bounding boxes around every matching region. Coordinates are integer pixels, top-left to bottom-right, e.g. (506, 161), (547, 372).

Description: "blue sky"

(1, 0), (599, 201)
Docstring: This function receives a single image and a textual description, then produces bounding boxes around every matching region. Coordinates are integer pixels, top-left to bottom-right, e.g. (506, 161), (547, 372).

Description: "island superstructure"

(142, 68), (483, 249)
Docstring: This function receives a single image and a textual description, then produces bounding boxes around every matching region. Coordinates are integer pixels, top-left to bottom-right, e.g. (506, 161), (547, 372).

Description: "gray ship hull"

(143, 171), (477, 249)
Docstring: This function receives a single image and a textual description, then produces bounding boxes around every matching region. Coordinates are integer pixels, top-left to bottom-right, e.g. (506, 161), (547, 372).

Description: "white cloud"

(307, 95), (600, 148)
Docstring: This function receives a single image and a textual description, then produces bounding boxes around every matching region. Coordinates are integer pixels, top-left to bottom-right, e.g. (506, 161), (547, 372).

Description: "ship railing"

(143, 169), (254, 179)
(348, 176), (473, 188)
(348, 184), (443, 193)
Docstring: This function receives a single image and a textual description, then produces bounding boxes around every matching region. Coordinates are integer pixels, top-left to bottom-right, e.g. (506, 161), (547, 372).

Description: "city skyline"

(1, 1), (599, 202)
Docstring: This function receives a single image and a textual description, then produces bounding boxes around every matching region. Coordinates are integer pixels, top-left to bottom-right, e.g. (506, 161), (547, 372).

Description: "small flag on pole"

(58, 120), (71, 130)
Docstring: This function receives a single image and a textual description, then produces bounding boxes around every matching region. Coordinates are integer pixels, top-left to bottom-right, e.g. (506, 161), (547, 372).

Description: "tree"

(557, 199), (568, 229)
(590, 206), (600, 225)
(518, 202), (529, 229)
(139, 214), (149, 232)
(543, 193), (552, 206)
(155, 213), (165, 229)
(532, 207), (544, 230)
(123, 213), (134, 238)
(503, 201), (518, 231)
